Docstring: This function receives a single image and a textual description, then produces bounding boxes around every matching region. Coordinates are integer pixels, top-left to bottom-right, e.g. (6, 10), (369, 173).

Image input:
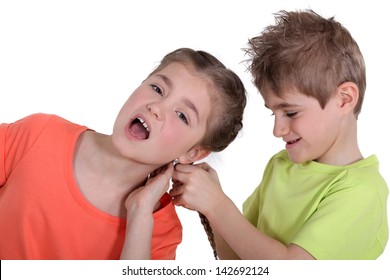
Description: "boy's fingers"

(194, 162), (211, 171)
(169, 185), (183, 196)
(174, 163), (198, 173)
(171, 196), (194, 211)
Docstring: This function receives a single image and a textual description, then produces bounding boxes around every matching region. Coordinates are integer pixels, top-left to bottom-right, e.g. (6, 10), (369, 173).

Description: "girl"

(0, 48), (246, 260)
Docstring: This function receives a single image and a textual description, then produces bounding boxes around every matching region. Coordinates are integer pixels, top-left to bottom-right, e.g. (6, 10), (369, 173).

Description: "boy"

(170, 10), (388, 259)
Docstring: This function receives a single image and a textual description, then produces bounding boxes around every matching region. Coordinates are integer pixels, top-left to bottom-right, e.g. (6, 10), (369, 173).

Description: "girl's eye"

(176, 111), (189, 125)
(151, 84), (163, 96)
(286, 112), (297, 118)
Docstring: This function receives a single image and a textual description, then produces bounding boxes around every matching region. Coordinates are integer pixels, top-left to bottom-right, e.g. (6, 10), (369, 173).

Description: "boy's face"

(112, 62), (212, 165)
(264, 90), (343, 164)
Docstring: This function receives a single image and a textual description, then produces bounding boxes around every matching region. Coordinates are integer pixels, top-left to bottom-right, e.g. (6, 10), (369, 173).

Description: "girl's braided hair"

(152, 48), (246, 259)
(199, 212), (218, 259)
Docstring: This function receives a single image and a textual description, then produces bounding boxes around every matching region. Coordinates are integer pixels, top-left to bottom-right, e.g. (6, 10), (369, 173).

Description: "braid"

(198, 212), (218, 260)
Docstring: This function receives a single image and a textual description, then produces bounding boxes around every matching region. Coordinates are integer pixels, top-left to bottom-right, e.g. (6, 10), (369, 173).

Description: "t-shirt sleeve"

(0, 122), (8, 185)
(243, 156), (275, 226)
(243, 184), (262, 226)
(292, 184), (387, 259)
(151, 193), (182, 260)
(0, 114), (53, 187)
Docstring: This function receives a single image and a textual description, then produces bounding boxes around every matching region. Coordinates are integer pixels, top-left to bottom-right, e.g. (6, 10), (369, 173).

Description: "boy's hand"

(170, 162), (224, 215)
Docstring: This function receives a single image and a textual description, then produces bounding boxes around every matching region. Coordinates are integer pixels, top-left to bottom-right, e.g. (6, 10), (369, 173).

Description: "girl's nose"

(147, 102), (165, 120)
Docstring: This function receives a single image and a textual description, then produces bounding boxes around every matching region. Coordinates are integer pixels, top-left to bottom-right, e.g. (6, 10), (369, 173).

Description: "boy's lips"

(285, 138), (301, 148)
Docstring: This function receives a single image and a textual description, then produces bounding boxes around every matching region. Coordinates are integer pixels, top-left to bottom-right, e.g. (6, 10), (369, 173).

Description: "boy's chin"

(287, 152), (310, 164)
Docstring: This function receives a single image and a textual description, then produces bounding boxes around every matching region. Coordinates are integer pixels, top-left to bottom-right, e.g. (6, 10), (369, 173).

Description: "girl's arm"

(120, 163), (174, 259)
(171, 163), (314, 260)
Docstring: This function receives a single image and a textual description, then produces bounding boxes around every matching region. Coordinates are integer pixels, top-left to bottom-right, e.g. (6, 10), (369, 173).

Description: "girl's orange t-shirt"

(0, 114), (182, 259)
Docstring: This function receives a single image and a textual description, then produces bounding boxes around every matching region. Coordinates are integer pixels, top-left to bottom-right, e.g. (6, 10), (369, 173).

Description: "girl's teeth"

(137, 118), (149, 131)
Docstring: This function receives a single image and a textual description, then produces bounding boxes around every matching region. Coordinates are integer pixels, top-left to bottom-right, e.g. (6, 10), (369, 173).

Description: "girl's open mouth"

(129, 117), (150, 140)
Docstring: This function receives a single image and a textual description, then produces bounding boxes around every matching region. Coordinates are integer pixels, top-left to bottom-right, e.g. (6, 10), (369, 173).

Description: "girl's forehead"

(157, 63), (213, 91)
(152, 63), (213, 119)
(154, 61), (193, 74)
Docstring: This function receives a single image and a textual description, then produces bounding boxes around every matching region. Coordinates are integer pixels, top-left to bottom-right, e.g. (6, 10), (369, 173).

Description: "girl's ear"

(177, 146), (211, 164)
(336, 82), (359, 114)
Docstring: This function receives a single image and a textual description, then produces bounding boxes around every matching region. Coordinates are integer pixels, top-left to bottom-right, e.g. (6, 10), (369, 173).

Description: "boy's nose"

(273, 118), (289, 138)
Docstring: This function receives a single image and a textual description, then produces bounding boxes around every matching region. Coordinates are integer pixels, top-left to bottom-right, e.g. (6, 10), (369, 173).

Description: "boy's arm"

(214, 230), (240, 259)
(208, 194), (314, 259)
(171, 163), (314, 260)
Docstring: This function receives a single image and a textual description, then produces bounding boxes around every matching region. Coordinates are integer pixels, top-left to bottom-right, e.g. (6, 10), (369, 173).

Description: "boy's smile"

(285, 137), (302, 148)
(264, 90), (345, 165)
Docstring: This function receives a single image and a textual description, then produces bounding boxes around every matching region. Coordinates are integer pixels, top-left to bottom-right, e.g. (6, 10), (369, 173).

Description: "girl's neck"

(73, 130), (161, 217)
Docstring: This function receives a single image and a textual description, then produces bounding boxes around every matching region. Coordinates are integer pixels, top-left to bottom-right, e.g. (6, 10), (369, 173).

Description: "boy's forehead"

(263, 90), (310, 109)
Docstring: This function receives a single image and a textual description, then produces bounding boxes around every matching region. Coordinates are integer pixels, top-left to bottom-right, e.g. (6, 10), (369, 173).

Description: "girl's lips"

(125, 114), (151, 141)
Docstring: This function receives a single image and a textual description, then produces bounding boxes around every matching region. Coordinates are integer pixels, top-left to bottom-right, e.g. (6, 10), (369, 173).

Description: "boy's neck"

(317, 119), (363, 166)
(318, 145), (363, 166)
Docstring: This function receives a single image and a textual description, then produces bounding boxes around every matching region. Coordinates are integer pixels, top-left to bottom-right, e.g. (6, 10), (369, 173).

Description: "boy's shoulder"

(269, 149), (290, 162)
(263, 149), (291, 173)
(268, 150), (384, 180)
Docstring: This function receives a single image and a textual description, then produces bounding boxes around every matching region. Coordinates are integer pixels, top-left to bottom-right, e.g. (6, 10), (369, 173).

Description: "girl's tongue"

(130, 119), (149, 139)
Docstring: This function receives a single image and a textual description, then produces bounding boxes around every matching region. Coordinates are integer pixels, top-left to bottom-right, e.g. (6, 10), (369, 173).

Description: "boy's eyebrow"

(155, 73), (200, 122)
(264, 102), (298, 110)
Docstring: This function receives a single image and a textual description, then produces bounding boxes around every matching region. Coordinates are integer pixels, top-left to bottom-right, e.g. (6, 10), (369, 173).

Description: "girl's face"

(264, 90), (343, 164)
(112, 62), (212, 165)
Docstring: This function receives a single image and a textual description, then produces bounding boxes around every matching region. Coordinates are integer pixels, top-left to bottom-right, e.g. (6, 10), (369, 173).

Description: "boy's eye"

(176, 111), (189, 125)
(151, 84), (163, 96)
(286, 112), (297, 118)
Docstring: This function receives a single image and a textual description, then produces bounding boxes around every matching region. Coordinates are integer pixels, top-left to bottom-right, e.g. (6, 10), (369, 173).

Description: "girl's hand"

(121, 163), (174, 259)
(170, 162), (224, 215)
(125, 163), (174, 214)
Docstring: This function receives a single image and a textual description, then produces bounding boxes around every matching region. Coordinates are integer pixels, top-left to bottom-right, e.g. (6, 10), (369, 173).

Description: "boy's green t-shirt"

(243, 150), (388, 260)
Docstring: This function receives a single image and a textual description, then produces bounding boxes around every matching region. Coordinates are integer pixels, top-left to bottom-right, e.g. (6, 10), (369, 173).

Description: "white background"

(1, 0), (389, 262)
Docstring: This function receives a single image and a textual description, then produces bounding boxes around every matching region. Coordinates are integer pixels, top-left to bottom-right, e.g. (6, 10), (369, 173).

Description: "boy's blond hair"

(246, 9), (366, 116)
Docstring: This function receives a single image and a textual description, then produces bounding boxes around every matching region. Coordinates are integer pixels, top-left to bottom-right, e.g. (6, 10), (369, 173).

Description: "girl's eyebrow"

(155, 73), (200, 122)
(183, 98), (199, 122)
(155, 74), (173, 88)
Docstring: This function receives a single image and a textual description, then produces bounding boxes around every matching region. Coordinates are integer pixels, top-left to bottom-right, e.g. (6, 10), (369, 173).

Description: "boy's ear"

(177, 146), (211, 164)
(336, 82), (359, 113)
